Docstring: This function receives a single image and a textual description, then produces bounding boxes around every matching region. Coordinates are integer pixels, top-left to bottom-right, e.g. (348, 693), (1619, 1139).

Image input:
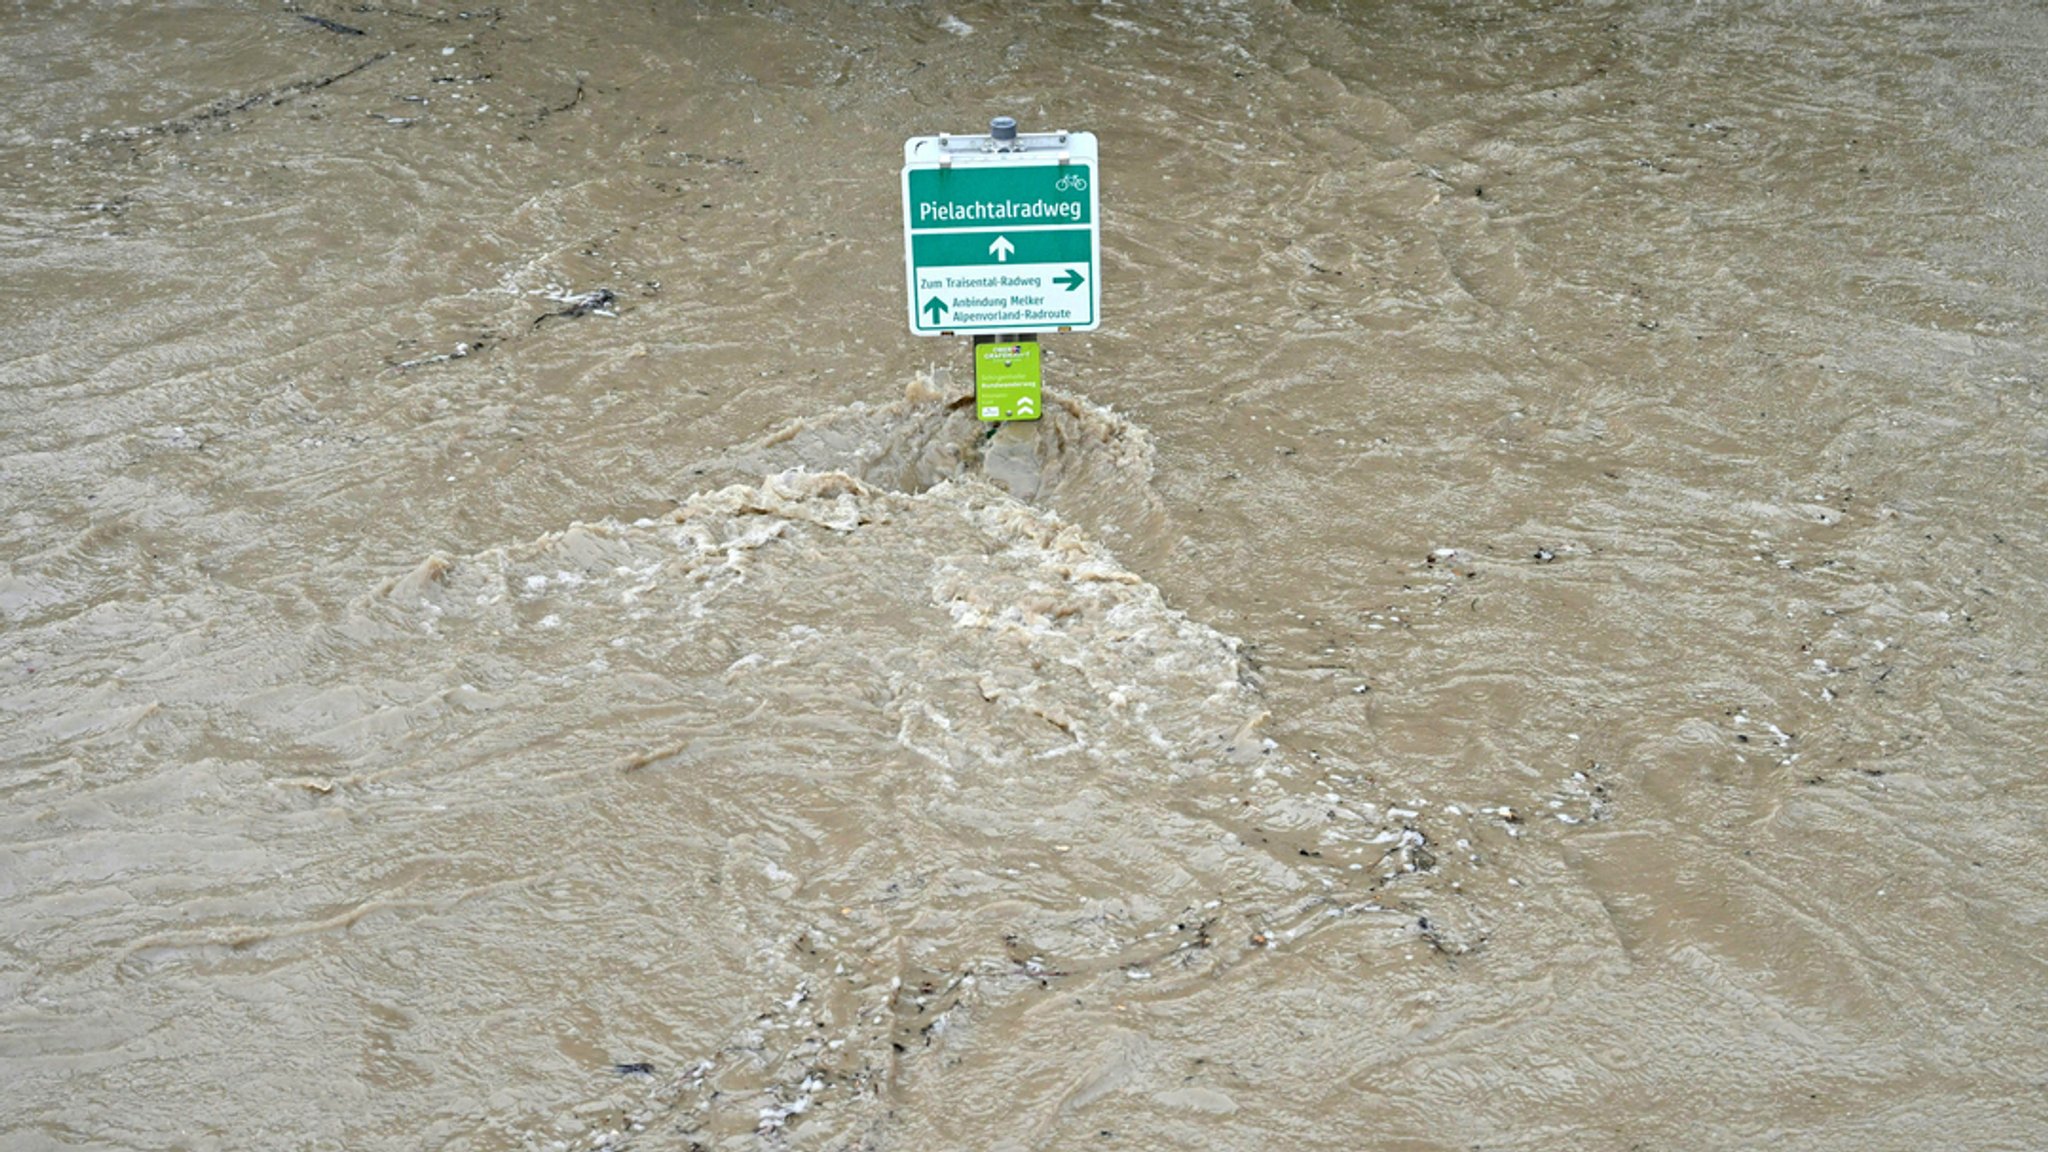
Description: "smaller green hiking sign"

(974, 340), (1042, 423)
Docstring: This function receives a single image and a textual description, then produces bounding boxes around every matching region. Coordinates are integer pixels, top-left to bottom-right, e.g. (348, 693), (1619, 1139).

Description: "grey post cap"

(990, 116), (1018, 141)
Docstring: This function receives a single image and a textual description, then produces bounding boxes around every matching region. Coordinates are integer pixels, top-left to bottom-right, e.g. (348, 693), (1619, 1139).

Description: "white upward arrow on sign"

(988, 235), (1015, 262)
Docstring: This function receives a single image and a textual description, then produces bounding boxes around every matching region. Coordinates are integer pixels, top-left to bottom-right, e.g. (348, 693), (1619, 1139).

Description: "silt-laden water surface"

(3, 3), (2046, 1149)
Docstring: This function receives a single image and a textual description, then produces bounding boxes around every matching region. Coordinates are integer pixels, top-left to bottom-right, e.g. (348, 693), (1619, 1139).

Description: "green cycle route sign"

(902, 131), (1100, 335)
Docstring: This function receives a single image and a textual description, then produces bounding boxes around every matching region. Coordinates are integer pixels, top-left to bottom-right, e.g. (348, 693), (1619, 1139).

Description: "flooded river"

(4, 2), (2046, 1148)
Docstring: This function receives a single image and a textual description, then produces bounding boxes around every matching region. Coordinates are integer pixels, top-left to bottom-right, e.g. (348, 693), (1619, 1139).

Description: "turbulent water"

(4, 2), (2046, 1149)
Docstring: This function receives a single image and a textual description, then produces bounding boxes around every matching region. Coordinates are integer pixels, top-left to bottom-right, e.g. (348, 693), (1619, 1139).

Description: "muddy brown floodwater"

(4, 2), (2046, 1149)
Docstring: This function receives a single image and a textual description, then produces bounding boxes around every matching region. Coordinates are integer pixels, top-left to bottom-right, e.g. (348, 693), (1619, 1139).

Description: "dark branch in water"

(98, 53), (391, 147)
(553, 84), (585, 115)
(533, 83), (585, 124)
(299, 14), (367, 36)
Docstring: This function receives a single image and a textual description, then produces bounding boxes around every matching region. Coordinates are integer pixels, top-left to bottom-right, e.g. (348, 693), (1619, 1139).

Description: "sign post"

(903, 118), (1098, 422)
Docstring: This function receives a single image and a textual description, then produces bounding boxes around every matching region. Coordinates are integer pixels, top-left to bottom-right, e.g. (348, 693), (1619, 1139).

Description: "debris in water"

(533, 287), (618, 328)
(300, 14), (366, 36)
(394, 337), (490, 371)
(756, 1074), (823, 1133)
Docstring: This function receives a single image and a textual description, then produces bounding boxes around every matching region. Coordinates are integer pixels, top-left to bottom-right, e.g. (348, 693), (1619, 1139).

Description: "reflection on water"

(4, 3), (2046, 1149)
